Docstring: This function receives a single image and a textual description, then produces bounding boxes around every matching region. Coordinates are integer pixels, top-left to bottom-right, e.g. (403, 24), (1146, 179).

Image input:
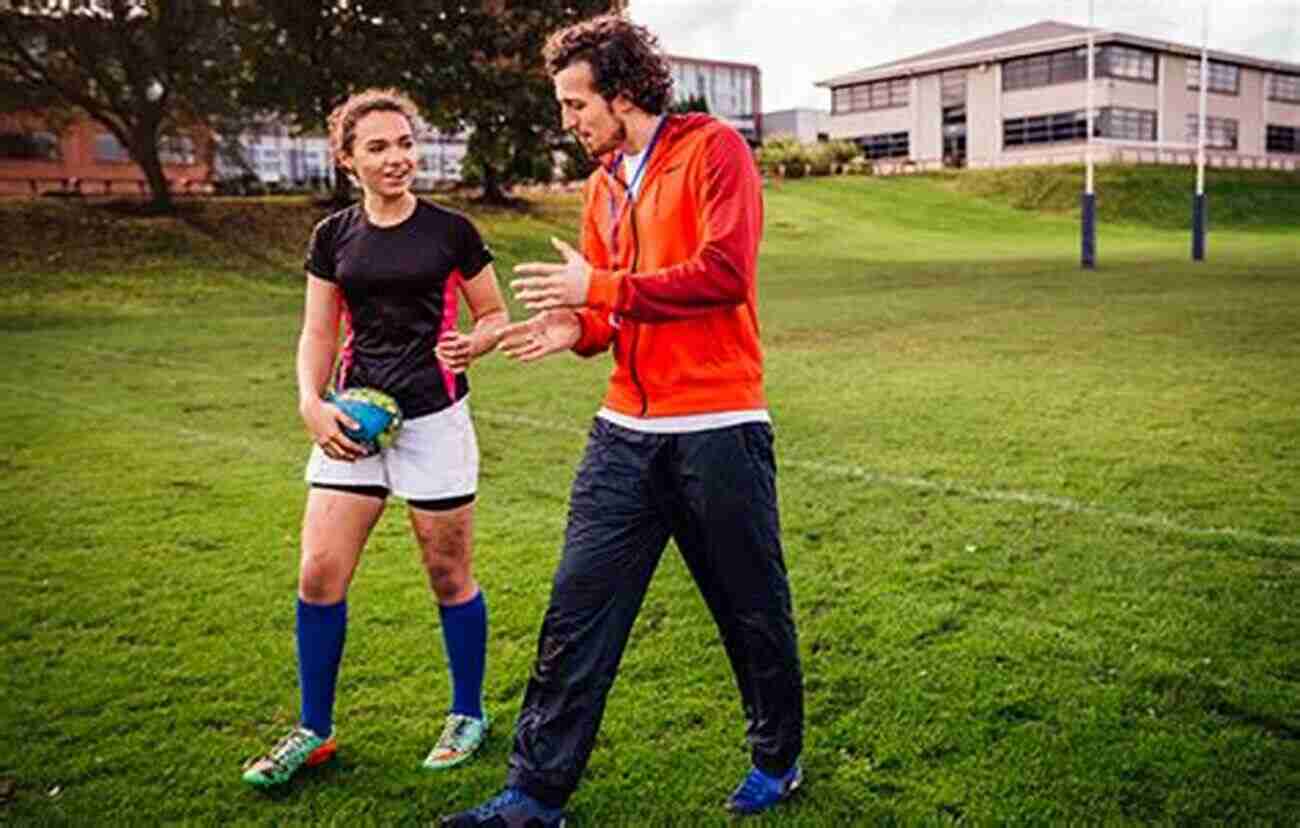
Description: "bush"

(827, 140), (860, 165)
(759, 137), (861, 177)
(806, 142), (836, 176)
(757, 137), (808, 177)
(846, 156), (873, 176)
(213, 174), (267, 196)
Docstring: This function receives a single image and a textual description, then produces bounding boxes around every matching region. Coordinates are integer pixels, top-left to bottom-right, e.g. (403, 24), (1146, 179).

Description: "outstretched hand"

(497, 309), (581, 363)
(511, 237), (591, 311)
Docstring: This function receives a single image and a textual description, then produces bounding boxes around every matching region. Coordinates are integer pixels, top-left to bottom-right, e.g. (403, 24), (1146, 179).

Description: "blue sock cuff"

(298, 597), (347, 621)
(438, 589), (485, 619)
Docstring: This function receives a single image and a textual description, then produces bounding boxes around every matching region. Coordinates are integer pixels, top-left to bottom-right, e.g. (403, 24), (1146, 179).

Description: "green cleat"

(422, 713), (489, 770)
(241, 725), (336, 787)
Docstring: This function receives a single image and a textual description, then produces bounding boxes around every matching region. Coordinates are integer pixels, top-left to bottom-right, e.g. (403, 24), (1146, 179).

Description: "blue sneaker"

(440, 787), (566, 827)
(725, 762), (803, 815)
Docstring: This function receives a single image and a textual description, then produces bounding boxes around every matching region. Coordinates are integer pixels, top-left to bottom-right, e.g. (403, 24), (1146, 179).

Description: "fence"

(0, 176), (214, 197)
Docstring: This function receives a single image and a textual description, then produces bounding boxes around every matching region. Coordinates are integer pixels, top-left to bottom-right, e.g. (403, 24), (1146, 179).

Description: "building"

(816, 20), (1300, 172)
(667, 55), (762, 143)
(0, 113), (211, 196)
(0, 110), (469, 196)
(212, 121), (468, 192)
(762, 108), (831, 144)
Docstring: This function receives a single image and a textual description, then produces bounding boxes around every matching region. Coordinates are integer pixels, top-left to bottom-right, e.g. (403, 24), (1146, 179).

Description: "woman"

(242, 88), (508, 787)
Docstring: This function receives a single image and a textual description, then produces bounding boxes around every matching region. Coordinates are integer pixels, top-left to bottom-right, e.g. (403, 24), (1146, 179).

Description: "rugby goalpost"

(1081, 0), (1212, 269)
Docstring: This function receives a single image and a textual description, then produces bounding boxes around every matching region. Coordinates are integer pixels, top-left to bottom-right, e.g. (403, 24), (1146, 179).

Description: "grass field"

(2, 169), (1298, 825)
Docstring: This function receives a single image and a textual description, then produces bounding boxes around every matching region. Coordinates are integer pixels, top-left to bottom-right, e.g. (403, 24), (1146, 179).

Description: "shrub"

(827, 140), (860, 165)
(757, 137), (811, 177)
(846, 156), (873, 176)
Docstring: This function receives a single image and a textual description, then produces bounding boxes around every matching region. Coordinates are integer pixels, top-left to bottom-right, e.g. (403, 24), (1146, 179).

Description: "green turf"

(1, 172), (1298, 825)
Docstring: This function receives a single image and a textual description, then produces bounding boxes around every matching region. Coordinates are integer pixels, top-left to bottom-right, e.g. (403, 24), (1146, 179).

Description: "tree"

(404, 1), (615, 205)
(0, 0), (242, 212)
(225, 0), (413, 205)
(668, 93), (709, 115)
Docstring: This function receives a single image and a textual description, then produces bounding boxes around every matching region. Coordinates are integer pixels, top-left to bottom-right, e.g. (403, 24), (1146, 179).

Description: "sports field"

(2, 170), (1298, 824)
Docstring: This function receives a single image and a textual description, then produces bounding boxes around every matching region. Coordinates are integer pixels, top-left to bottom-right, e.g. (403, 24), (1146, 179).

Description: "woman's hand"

(300, 397), (366, 462)
(435, 330), (475, 374)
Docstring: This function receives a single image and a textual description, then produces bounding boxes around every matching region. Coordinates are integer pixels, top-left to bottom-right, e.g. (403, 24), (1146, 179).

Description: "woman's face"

(342, 109), (416, 199)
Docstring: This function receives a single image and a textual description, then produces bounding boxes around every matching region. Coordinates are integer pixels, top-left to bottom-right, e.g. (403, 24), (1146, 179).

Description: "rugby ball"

(329, 387), (403, 454)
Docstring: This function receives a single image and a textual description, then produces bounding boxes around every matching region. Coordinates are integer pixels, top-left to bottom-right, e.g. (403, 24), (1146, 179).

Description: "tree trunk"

(134, 134), (174, 213)
(478, 161), (511, 205)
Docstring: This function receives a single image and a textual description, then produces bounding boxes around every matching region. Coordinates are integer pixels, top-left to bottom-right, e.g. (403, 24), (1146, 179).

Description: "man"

(443, 14), (804, 826)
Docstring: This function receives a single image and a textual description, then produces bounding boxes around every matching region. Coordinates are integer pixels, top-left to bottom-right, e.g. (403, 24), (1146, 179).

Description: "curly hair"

(326, 88), (419, 160)
(543, 14), (674, 115)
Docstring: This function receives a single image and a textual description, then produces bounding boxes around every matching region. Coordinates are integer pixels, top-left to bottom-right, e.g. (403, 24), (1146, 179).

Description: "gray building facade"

(668, 55), (762, 142)
(762, 108), (831, 143)
(817, 21), (1300, 172)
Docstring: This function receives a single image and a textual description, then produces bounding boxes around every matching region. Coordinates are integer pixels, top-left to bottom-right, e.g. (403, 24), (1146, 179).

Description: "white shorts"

(305, 396), (478, 502)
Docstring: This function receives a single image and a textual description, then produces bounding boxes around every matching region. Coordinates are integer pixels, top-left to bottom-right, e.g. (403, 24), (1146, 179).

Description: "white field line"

(7, 383), (264, 454)
(12, 347), (1300, 550)
(470, 411), (1300, 551)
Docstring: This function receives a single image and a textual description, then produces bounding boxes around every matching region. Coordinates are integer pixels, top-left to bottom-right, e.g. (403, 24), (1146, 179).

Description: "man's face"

(554, 60), (627, 157)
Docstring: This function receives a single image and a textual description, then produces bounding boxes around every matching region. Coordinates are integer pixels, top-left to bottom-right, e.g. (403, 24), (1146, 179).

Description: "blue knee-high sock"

(297, 598), (347, 738)
(439, 590), (487, 719)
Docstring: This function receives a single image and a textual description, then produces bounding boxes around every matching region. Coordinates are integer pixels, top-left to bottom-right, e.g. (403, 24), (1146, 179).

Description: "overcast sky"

(627, 0), (1300, 112)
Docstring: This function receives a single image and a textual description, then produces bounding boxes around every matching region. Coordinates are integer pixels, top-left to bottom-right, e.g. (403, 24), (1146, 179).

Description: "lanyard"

(606, 116), (668, 258)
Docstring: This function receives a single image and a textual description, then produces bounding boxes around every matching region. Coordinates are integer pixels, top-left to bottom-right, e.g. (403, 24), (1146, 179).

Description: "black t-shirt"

(305, 199), (494, 419)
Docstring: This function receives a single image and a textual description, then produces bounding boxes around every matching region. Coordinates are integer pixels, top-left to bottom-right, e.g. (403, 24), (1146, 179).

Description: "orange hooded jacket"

(573, 113), (766, 418)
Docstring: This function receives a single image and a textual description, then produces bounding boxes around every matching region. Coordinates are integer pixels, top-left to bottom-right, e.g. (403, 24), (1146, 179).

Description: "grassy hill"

(1, 164), (1295, 277)
(941, 164), (1300, 231)
(1, 172), (1298, 824)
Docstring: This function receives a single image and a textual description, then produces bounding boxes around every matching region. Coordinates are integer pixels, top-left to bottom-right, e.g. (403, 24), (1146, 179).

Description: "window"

(1186, 60), (1240, 95)
(1269, 73), (1300, 103)
(1097, 107), (1156, 141)
(1266, 125), (1299, 154)
(854, 131), (909, 159)
(252, 146), (281, 175)
(94, 133), (130, 163)
(0, 131), (60, 161)
(1003, 48), (1087, 91)
(941, 71), (966, 106)
(303, 151), (327, 176)
(1003, 110), (1087, 147)
(832, 78), (908, 114)
(1098, 45), (1156, 83)
(1185, 114), (1238, 149)
(158, 135), (195, 165)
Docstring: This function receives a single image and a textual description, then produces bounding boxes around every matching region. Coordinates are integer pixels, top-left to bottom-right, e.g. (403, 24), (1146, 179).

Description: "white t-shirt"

(622, 148), (648, 199)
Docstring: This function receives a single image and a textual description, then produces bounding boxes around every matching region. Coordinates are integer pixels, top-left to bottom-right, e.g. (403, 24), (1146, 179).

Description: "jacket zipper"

(627, 204), (647, 415)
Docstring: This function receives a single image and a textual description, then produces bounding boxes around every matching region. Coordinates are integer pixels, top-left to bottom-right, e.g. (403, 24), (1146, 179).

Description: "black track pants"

(506, 418), (804, 808)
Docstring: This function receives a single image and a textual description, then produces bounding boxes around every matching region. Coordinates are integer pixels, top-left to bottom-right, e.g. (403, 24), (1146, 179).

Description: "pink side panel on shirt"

(437, 270), (463, 401)
(335, 293), (354, 391)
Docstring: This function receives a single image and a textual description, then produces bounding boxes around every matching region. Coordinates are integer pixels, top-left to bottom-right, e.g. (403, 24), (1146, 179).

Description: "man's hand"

(511, 237), (591, 311)
(497, 309), (581, 363)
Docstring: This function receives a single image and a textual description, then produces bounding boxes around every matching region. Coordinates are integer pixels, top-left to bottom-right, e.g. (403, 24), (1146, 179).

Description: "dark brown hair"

(326, 88), (419, 160)
(543, 14), (673, 115)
